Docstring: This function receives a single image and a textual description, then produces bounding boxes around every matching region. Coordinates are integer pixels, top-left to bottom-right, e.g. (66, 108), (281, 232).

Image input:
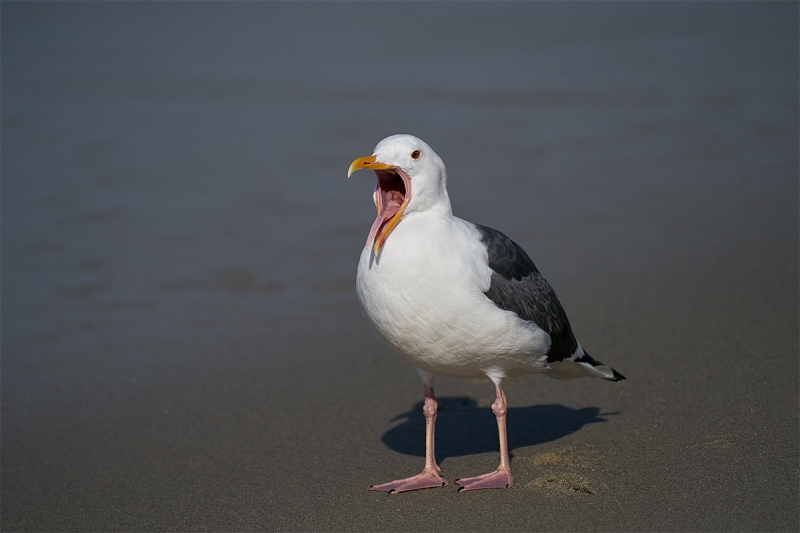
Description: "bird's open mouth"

(367, 168), (412, 255)
(348, 154), (413, 255)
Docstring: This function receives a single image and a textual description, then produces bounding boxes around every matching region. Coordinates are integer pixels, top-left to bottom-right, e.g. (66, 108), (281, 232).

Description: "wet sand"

(2, 2), (798, 531)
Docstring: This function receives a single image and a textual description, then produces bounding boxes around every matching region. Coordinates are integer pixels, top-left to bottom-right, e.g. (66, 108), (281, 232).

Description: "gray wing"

(475, 224), (578, 363)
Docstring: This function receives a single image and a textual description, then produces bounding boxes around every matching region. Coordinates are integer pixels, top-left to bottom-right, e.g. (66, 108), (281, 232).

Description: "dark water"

(2, 2), (798, 530)
(3, 0), (796, 344)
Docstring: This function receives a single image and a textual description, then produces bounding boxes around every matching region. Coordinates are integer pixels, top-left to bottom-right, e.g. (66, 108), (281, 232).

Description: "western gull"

(348, 134), (625, 493)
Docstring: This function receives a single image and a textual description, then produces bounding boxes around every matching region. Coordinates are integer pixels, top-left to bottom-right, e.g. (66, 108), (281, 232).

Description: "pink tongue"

(365, 187), (404, 250)
(366, 212), (392, 249)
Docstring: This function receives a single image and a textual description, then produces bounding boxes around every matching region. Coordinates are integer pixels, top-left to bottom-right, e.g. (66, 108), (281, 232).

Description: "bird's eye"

(411, 150), (421, 160)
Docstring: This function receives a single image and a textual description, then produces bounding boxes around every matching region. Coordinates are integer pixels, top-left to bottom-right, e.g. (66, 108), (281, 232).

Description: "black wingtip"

(576, 351), (626, 382)
(605, 368), (627, 382)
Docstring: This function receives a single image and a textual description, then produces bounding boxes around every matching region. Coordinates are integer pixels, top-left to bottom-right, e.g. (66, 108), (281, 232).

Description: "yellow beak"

(347, 155), (394, 178)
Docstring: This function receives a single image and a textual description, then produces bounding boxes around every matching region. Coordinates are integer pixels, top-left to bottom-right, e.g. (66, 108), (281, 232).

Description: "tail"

(576, 351), (626, 382)
(546, 350), (626, 382)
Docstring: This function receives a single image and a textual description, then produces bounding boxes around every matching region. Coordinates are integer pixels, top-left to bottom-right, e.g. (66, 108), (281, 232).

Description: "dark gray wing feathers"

(476, 224), (579, 363)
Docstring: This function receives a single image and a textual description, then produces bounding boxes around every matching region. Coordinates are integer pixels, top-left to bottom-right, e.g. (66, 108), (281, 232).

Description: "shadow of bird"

(381, 397), (614, 461)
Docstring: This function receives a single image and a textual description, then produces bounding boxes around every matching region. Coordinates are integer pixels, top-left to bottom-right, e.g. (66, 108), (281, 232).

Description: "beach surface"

(2, 2), (798, 531)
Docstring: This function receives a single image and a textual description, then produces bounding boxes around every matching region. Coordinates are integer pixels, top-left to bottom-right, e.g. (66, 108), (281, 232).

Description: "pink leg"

(370, 385), (449, 494)
(455, 384), (515, 491)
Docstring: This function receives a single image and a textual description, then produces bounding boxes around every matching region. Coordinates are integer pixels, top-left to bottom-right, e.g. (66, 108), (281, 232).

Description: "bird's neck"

(411, 193), (452, 219)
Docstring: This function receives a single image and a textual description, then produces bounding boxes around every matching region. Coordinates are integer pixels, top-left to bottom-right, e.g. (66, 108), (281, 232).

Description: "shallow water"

(4, 1), (796, 337)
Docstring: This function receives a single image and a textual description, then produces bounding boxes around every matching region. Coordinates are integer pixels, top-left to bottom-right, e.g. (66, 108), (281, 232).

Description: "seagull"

(348, 134), (625, 493)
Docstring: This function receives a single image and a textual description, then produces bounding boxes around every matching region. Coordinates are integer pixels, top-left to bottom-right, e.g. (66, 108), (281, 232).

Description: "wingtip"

(572, 352), (626, 382)
(606, 369), (627, 382)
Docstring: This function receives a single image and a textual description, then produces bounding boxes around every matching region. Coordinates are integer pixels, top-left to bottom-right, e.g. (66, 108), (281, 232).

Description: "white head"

(348, 134), (451, 255)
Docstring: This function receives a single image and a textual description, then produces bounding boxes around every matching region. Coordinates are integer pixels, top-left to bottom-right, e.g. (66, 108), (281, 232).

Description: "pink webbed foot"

(455, 468), (514, 491)
(370, 469), (449, 494)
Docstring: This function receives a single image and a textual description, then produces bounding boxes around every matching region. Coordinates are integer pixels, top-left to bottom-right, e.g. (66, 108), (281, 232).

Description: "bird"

(348, 134), (624, 493)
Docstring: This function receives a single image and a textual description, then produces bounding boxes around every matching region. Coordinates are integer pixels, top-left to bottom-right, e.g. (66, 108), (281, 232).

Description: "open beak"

(348, 155), (412, 256)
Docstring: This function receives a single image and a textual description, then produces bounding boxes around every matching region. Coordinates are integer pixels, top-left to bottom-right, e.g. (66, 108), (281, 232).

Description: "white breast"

(356, 211), (550, 379)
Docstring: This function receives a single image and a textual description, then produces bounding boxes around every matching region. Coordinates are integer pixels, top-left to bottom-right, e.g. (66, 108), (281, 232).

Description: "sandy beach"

(2, 2), (798, 531)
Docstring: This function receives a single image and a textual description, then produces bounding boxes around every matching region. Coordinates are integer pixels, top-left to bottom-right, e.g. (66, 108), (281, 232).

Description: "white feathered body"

(356, 207), (551, 381)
